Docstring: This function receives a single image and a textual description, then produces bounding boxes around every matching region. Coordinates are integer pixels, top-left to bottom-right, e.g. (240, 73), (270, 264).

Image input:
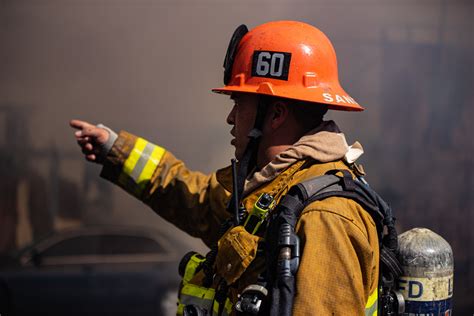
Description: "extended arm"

(101, 131), (231, 246)
(70, 120), (231, 247)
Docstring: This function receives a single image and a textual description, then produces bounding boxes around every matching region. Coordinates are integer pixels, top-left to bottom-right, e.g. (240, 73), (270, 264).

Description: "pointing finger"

(70, 119), (94, 131)
(87, 129), (104, 138)
(76, 126), (104, 139)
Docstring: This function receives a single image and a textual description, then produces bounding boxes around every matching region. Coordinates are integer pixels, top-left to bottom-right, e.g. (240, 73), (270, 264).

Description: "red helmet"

(213, 21), (363, 111)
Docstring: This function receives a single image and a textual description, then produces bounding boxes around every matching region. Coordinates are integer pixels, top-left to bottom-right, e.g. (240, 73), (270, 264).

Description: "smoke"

(1, 0), (472, 312)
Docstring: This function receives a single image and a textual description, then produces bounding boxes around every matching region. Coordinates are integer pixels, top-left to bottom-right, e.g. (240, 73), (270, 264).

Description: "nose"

(226, 104), (236, 125)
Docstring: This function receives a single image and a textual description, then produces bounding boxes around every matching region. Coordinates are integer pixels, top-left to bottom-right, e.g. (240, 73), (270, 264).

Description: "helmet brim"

(212, 85), (365, 112)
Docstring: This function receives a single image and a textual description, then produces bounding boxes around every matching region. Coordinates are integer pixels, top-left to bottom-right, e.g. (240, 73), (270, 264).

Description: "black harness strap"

(232, 96), (269, 225)
(267, 192), (304, 316)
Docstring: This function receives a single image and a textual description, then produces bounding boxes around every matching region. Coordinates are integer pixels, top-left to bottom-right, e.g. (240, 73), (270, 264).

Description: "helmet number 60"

(256, 52), (284, 77)
(252, 51), (291, 80)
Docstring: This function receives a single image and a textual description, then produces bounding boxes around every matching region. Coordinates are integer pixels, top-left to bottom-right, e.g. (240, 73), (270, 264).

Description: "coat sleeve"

(293, 196), (379, 316)
(100, 130), (231, 247)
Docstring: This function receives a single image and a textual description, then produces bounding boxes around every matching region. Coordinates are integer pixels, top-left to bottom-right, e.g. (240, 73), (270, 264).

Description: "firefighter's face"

(226, 93), (259, 160)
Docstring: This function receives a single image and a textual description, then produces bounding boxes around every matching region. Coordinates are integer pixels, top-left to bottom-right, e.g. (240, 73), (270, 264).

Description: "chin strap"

(203, 96), (271, 288)
(229, 96), (270, 225)
(204, 96), (271, 315)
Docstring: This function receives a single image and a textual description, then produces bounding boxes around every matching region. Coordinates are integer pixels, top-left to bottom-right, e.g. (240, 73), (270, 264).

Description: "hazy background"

(1, 0), (472, 313)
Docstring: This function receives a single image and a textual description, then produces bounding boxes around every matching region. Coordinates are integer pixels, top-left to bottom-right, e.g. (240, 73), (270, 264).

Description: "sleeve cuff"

(96, 123), (118, 161)
(100, 130), (138, 184)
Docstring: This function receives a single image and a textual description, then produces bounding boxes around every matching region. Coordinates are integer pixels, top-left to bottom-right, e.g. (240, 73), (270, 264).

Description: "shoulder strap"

(294, 169), (402, 276)
(297, 170), (383, 224)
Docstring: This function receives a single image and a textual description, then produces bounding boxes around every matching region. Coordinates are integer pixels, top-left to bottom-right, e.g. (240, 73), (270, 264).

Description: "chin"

(234, 149), (243, 161)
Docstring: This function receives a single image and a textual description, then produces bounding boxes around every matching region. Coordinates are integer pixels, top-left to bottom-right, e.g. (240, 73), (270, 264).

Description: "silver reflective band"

(129, 142), (155, 183)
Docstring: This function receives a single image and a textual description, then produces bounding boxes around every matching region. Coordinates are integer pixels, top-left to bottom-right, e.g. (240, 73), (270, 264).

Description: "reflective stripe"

(177, 283), (233, 316)
(177, 254), (211, 315)
(118, 137), (165, 197)
(184, 254), (206, 284)
(212, 298), (233, 316)
(177, 303), (184, 315)
(130, 142), (155, 183)
(121, 138), (147, 179)
(365, 288), (378, 316)
(181, 283), (216, 300)
(177, 284), (216, 315)
(180, 292), (214, 309)
(136, 145), (165, 191)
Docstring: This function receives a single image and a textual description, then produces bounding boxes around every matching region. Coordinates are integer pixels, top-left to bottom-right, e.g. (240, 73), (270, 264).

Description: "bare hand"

(70, 119), (110, 162)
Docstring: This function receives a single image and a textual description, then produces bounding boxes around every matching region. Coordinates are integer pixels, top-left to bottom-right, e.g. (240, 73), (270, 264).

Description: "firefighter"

(71, 21), (379, 315)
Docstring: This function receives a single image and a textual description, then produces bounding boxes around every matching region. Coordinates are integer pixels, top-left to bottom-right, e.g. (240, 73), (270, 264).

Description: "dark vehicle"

(0, 226), (183, 316)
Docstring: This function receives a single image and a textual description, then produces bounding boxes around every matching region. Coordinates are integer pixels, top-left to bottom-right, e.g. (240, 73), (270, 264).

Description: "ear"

(268, 101), (290, 130)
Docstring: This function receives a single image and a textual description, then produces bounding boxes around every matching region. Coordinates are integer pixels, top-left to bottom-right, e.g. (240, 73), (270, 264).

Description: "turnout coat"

(100, 125), (379, 316)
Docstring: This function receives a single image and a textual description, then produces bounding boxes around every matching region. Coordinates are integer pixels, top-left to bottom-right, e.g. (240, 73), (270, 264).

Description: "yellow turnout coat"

(100, 130), (379, 315)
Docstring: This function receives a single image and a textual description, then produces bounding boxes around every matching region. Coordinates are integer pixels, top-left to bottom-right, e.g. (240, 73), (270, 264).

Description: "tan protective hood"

(243, 120), (363, 195)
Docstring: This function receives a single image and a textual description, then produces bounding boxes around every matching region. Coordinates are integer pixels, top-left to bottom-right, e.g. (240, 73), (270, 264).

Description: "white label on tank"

(398, 275), (453, 301)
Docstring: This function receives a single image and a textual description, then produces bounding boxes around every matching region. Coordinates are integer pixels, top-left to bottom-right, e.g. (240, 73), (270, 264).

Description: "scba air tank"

(398, 228), (454, 315)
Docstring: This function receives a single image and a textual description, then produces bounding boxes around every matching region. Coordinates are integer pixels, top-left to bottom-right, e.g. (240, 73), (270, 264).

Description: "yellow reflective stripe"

(118, 137), (165, 197)
(224, 298), (233, 315)
(181, 283), (216, 300)
(212, 298), (232, 316)
(365, 288), (378, 316)
(179, 293), (214, 313)
(121, 138), (147, 179)
(184, 254), (206, 284)
(178, 283), (232, 316)
(176, 303), (184, 315)
(178, 284), (215, 315)
(136, 145), (165, 191)
(366, 288), (378, 307)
